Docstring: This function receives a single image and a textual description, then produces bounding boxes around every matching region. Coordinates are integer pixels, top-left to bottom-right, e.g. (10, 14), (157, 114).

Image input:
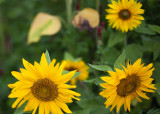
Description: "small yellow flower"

(106, 0), (144, 32)
(8, 53), (80, 114)
(63, 60), (89, 85)
(99, 58), (156, 113)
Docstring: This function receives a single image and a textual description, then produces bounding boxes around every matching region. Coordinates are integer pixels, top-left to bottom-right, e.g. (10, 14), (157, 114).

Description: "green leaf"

(90, 107), (111, 114)
(155, 84), (160, 95)
(72, 108), (91, 114)
(135, 21), (156, 35)
(148, 24), (160, 34)
(125, 44), (143, 63)
(88, 64), (113, 71)
(147, 108), (160, 114)
(84, 77), (104, 85)
(114, 50), (126, 70)
(153, 43), (160, 60)
(45, 49), (51, 64)
(64, 52), (75, 61)
(14, 102), (29, 114)
(107, 31), (126, 47)
(62, 70), (81, 79)
(77, 96), (105, 109)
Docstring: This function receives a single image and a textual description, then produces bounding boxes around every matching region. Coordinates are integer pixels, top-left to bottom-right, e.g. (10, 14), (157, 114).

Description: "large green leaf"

(88, 64), (113, 71)
(125, 44), (143, 63)
(114, 50), (126, 70)
(147, 108), (160, 114)
(155, 84), (160, 95)
(135, 21), (156, 35)
(107, 31), (126, 47)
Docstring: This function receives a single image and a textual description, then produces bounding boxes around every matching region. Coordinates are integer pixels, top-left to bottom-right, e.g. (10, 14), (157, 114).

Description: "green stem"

(65, 0), (72, 26)
(124, 33), (127, 47)
(0, 7), (5, 61)
(96, 0), (100, 12)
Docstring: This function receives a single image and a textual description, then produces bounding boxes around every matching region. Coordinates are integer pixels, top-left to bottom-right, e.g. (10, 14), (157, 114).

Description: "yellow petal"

(126, 95), (131, 112)
(116, 97), (125, 113)
(8, 89), (30, 98)
(12, 97), (23, 108)
(55, 100), (72, 113)
(55, 70), (76, 84)
(136, 90), (150, 100)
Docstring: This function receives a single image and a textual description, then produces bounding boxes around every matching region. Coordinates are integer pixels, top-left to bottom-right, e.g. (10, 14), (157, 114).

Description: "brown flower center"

(65, 66), (78, 71)
(117, 75), (140, 97)
(119, 9), (131, 20)
(31, 78), (58, 102)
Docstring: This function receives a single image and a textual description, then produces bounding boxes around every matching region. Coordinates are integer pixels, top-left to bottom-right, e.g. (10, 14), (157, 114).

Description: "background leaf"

(148, 24), (160, 34)
(125, 44), (143, 63)
(45, 49), (51, 64)
(71, 108), (91, 114)
(88, 64), (113, 71)
(107, 31), (126, 47)
(114, 50), (126, 70)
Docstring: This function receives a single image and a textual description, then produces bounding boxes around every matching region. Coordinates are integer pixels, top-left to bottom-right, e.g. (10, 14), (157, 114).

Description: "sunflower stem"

(96, 0), (100, 12)
(124, 33), (127, 47)
(0, 7), (5, 61)
(65, 0), (72, 26)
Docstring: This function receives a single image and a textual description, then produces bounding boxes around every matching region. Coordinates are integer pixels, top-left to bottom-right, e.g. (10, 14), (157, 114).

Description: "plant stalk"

(65, 0), (72, 26)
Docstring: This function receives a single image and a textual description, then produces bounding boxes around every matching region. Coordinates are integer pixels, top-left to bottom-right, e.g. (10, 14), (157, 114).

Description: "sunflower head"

(8, 53), (81, 114)
(106, 0), (144, 32)
(63, 60), (89, 85)
(99, 58), (156, 113)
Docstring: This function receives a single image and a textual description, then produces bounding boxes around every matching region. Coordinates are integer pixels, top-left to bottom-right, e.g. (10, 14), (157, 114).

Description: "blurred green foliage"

(0, 0), (160, 114)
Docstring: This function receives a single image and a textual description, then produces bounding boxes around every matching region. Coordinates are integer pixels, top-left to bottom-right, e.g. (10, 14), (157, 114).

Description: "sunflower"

(8, 53), (81, 114)
(99, 58), (156, 113)
(106, 0), (144, 32)
(63, 60), (89, 85)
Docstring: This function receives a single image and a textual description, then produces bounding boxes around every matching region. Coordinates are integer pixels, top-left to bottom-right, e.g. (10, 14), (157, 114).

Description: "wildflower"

(99, 58), (156, 113)
(63, 60), (89, 85)
(8, 53), (80, 114)
(106, 0), (144, 32)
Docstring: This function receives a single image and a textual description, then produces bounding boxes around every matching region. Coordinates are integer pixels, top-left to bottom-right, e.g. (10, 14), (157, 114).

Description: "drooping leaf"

(114, 50), (126, 70)
(107, 31), (126, 47)
(45, 49), (51, 64)
(135, 21), (156, 35)
(155, 84), (160, 95)
(62, 70), (81, 79)
(28, 12), (61, 44)
(147, 108), (160, 114)
(148, 24), (160, 34)
(72, 8), (100, 28)
(88, 64), (113, 71)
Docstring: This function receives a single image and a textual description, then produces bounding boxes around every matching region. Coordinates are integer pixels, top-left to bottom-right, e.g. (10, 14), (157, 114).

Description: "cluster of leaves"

(0, 0), (160, 114)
